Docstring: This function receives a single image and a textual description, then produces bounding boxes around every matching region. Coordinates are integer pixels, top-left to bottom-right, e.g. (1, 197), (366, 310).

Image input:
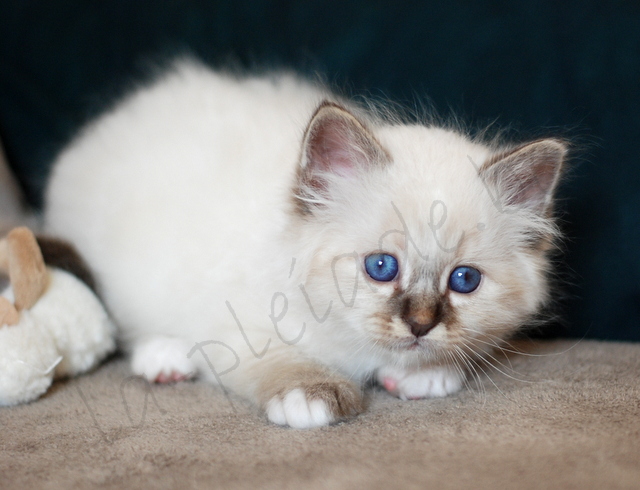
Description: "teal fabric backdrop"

(0, 1), (638, 340)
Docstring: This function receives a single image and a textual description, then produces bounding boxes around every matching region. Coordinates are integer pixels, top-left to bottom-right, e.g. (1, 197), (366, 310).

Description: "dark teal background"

(0, 1), (638, 340)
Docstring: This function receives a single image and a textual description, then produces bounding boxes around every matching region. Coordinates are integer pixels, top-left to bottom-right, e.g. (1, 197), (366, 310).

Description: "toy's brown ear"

(0, 296), (19, 326)
(0, 227), (49, 311)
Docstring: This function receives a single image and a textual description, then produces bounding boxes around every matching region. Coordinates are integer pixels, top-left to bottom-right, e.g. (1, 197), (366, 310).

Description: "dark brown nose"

(403, 314), (437, 338)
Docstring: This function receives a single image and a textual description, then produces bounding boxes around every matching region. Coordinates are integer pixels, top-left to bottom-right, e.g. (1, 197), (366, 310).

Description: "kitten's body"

(45, 60), (564, 428)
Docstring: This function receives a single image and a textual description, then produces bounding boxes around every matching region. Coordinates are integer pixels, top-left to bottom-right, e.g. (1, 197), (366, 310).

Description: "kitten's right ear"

(295, 101), (389, 212)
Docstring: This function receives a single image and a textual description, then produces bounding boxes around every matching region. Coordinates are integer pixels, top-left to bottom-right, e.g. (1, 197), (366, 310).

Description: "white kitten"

(44, 60), (565, 428)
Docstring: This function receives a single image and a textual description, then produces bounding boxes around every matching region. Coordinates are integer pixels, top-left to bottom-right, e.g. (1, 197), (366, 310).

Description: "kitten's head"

(292, 102), (566, 369)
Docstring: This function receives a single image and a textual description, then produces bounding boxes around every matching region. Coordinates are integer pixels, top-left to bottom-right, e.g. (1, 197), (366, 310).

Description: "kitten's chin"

(383, 336), (446, 364)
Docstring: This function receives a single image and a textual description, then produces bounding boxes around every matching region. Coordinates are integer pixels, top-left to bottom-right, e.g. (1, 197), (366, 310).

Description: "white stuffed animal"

(0, 227), (115, 405)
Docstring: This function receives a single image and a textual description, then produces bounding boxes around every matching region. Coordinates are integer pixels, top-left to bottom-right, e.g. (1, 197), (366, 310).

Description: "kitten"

(44, 59), (565, 428)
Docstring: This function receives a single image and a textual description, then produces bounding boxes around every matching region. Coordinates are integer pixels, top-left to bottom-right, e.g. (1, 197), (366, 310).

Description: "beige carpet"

(1, 339), (639, 489)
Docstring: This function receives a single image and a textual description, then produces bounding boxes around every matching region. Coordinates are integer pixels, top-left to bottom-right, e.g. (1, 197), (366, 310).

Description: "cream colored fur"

(44, 60), (564, 428)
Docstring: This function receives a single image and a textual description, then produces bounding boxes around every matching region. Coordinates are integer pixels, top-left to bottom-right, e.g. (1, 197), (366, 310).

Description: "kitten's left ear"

(481, 139), (567, 216)
(297, 101), (390, 202)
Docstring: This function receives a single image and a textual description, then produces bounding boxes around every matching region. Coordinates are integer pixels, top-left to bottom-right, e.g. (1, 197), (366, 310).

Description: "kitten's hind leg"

(376, 365), (464, 401)
(131, 336), (197, 383)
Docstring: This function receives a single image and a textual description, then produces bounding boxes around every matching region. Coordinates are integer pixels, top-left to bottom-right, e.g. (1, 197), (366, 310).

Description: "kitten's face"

(296, 103), (564, 369)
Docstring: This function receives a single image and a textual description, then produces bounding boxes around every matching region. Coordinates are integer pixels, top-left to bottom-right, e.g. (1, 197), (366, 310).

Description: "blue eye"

(364, 253), (399, 282)
(449, 266), (482, 293)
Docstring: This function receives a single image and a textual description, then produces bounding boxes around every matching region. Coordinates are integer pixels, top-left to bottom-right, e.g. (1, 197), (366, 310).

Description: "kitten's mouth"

(407, 340), (420, 350)
(382, 334), (431, 353)
(391, 337), (424, 351)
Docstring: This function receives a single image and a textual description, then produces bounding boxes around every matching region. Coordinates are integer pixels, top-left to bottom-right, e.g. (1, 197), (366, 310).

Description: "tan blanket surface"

(1, 339), (639, 489)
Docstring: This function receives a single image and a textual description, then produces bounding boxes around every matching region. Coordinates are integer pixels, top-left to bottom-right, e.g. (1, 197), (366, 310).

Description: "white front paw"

(377, 365), (464, 400)
(266, 389), (334, 429)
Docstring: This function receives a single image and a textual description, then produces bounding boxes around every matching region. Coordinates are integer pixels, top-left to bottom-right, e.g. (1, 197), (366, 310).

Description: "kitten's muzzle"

(402, 305), (442, 338)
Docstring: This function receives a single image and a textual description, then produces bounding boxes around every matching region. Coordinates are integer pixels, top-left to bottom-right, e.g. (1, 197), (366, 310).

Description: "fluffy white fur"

(0, 268), (116, 405)
(44, 60), (564, 428)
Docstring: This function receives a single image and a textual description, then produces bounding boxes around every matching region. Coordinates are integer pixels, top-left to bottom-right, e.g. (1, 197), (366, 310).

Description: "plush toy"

(0, 227), (115, 406)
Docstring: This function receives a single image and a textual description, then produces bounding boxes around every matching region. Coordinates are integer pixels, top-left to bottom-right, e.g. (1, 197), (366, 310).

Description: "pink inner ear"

(484, 139), (565, 214)
(307, 116), (362, 179)
(505, 160), (556, 209)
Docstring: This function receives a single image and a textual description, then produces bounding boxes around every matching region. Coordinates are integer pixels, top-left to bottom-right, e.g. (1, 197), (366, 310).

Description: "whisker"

(454, 345), (512, 402)
(453, 348), (488, 405)
(459, 337), (539, 385)
(452, 346), (486, 400)
(464, 327), (585, 358)
(460, 332), (518, 372)
(444, 349), (475, 394)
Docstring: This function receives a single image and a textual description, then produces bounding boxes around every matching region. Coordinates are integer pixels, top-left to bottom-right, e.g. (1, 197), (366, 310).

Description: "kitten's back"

(44, 61), (324, 337)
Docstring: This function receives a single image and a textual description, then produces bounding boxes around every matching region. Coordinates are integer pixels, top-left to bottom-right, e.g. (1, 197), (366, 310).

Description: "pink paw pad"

(382, 376), (398, 393)
(154, 371), (190, 384)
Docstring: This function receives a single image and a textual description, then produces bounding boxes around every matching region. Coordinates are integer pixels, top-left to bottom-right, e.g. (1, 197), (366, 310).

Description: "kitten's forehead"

(376, 125), (491, 182)
(369, 125), (498, 286)
(383, 128), (493, 219)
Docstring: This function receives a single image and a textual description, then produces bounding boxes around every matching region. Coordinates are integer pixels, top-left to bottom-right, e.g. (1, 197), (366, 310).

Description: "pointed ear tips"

(541, 138), (570, 162)
(481, 137), (571, 213)
(301, 98), (388, 169)
(310, 100), (351, 122)
(523, 139), (568, 191)
(516, 137), (569, 161)
(537, 140), (570, 186)
(316, 99), (344, 111)
(303, 100), (349, 143)
(489, 138), (570, 172)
